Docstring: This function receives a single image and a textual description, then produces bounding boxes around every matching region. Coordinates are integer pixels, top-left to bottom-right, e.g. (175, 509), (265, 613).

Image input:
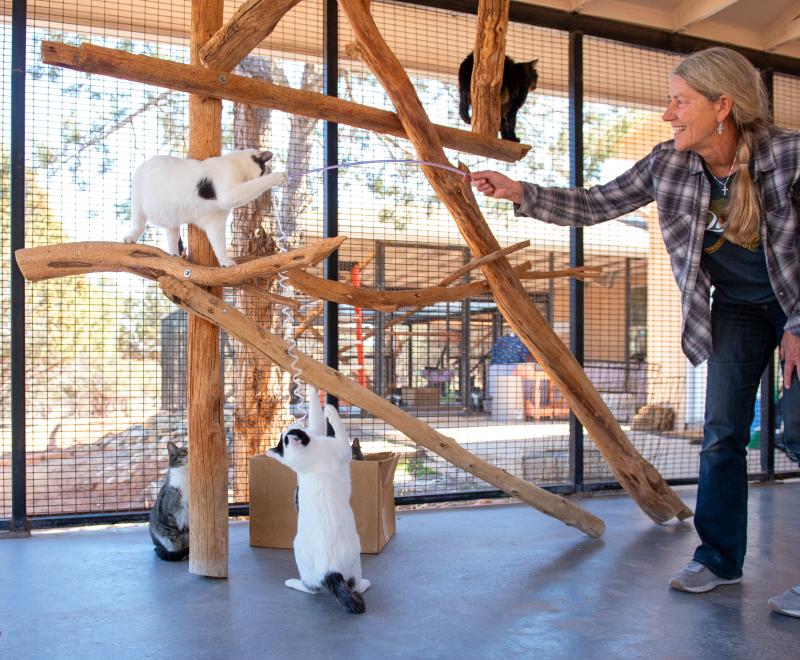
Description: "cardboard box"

(249, 451), (399, 554)
(401, 386), (439, 406)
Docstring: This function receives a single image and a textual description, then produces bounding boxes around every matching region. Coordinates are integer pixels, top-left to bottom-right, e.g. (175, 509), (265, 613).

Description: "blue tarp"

(489, 334), (531, 365)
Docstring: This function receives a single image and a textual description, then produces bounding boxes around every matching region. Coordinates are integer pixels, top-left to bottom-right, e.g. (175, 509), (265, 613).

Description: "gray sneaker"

(669, 560), (742, 593)
(768, 584), (800, 618)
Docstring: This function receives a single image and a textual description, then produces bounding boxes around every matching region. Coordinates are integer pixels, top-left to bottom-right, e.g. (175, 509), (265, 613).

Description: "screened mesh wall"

(2, 0), (799, 522)
(1, 10), (10, 515)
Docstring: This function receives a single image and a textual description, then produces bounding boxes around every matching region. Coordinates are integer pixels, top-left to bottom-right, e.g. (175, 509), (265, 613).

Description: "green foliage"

(398, 456), (438, 480)
(0, 145), (121, 368)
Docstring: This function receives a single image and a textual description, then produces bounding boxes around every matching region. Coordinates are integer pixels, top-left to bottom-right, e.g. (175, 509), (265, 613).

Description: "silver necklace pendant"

(708, 155), (737, 197)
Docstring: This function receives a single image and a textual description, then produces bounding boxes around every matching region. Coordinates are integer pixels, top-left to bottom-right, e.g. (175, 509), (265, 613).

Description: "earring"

(715, 121), (724, 134)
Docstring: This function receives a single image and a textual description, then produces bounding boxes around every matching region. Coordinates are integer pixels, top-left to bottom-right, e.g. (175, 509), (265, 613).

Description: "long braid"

(722, 126), (762, 248)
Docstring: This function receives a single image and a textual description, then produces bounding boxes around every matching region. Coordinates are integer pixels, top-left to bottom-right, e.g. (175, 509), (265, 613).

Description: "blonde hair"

(673, 47), (771, 246)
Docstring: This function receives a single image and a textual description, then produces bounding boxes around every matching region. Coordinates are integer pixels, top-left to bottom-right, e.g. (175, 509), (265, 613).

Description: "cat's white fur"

(124, 149), (287, 266)
(149, 462), (188, 553)
(269, 385), (370, 611)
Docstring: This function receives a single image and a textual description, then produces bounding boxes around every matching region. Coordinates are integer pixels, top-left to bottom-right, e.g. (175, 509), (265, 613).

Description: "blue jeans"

(693, 300), (800, 579)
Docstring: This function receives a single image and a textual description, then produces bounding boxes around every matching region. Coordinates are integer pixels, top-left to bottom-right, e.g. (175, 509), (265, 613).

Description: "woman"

(471, 47), (800, 617)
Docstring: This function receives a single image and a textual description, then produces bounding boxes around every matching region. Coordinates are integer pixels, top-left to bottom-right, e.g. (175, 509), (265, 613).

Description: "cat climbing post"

(470, 0), (510, 137)
(186, 0), (227, 579)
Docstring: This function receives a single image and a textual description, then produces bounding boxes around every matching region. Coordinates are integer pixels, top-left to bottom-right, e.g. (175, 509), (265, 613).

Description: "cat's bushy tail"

(324, 572), (366, 614)
(153, 543), (189, 562)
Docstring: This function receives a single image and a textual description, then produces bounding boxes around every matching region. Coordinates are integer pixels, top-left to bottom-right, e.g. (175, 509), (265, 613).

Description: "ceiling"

(517, 0), (800, 59)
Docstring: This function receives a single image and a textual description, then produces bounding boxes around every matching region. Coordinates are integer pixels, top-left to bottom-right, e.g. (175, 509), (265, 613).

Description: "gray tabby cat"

(149, 441), (189, 561)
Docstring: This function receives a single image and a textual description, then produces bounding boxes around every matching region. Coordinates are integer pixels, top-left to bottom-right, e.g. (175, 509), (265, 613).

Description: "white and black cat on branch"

(269, 385), (370, 614)
(124, 149), (287, 266)
(458, 52), (539, 142)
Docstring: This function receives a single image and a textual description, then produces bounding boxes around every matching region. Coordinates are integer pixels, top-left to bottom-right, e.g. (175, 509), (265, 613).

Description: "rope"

(287, 158), (470, 179)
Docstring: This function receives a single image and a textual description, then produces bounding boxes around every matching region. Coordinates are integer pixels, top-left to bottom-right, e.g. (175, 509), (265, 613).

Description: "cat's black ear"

(167, 440), (178, 456)
(270, 435), (285, 457)
(256, 150), (273, 164)
(288, 429), (310, 446)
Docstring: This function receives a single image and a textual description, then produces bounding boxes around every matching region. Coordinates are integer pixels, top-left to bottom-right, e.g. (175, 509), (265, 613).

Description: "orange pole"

(351, 263), (367, 387)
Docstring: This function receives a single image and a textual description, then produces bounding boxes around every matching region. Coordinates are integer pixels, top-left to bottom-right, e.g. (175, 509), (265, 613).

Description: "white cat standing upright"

(269, 385), (370, 614)
(124, 149), (287, 266)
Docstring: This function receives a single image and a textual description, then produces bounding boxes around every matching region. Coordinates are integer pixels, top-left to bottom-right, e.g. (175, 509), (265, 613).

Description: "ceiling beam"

(672, 0), (740, 33)
(763, 2), (800, 51)
(569, 0), (594, 12)
(404, 1), (800, 76)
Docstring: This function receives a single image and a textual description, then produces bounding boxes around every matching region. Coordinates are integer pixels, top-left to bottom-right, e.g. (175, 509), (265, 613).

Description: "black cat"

(458, 52), (539, 142)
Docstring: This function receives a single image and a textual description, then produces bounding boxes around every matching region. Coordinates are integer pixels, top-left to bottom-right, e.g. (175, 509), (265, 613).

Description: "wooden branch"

(293, 303), (323, 340)
(159, 275), (605, 538)
(341, 241), (530, 354)
(200, 0), (303, 71)
(521, 266), (603, 281)
(440, 239), (528, 287)
(188, 0), (227, 579)
(15, 242), (602, 318)
(41, 41), (530, 163)
(14, 237), (345, 286)
(286, 262), (531, 312)
(471, 0), (510, 136)
(337, 265), (603, 355)
(239, 285), (301, 310)
(339, 0), (692, 524)
(339, 262), (603, 358)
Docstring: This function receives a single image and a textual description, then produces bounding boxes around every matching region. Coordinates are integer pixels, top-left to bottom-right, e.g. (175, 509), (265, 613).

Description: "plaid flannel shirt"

(515, 127), (800, 366)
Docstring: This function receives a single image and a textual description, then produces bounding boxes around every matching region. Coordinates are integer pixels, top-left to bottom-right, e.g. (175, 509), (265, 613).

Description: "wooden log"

(159, 275), (606, 538)
(337, 265), (603, 355)
(200, 0), (303, 71)
(14, 238), (345, 286)
(339, 241), (530, 353)
(521, 266), (603, 282)
(293, 303), (323, 340)
(339, 0), (692, 524)
(471, 0), (510, 136)
(41, 41), (529, 164)
(285, 261), (531, 312)
(14, 242), (602, 316)
(188, 0), (227, 579)
(440, 239), (528, 287)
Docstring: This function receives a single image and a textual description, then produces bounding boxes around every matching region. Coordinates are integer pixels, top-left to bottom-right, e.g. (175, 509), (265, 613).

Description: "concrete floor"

(2, 483), (799, 660)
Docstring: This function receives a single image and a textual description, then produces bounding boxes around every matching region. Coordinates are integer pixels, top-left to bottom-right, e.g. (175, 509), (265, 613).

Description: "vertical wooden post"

(471, 0), (509, 137)
(188, 0), (228, 578)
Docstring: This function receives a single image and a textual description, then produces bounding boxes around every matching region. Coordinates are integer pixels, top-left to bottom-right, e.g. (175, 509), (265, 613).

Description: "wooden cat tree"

(21, 0), (692, 578)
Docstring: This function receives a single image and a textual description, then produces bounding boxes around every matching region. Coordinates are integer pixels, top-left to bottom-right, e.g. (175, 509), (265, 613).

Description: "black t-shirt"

(700, 163), (776, 305)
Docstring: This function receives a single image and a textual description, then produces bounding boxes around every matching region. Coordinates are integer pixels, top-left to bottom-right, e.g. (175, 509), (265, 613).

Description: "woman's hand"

(780, 331), (800, 389)
(470, 170), (524, 205)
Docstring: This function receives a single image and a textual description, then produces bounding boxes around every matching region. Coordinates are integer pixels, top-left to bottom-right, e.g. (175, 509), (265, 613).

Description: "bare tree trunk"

(230, 57), (286, 501)
(229, 58), (321, 502)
